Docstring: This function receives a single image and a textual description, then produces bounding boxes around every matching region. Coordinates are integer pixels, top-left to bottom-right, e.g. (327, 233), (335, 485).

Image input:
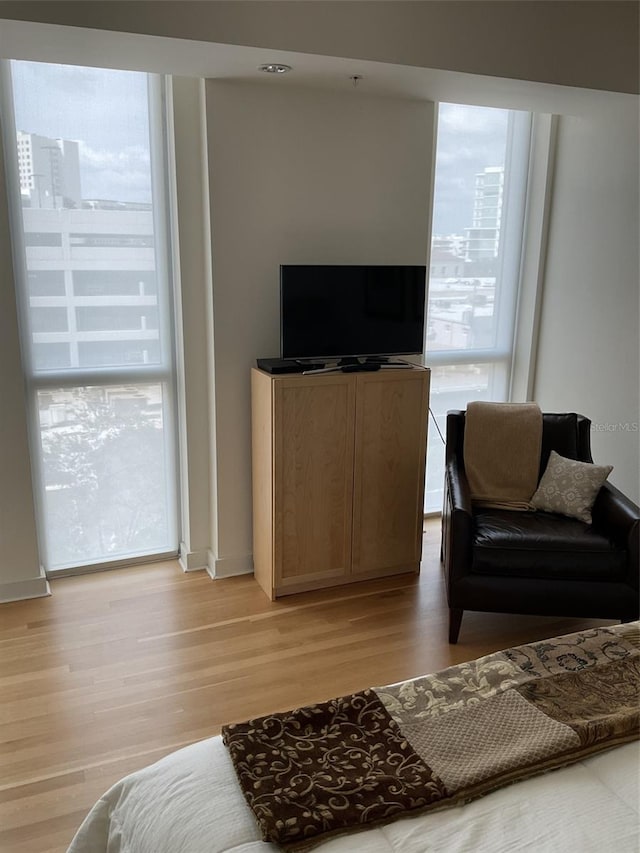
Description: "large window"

(424, 103), (532, 511)
(2, 61), (178, 570)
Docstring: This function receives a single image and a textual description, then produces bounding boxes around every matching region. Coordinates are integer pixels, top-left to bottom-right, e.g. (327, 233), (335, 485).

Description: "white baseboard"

(207, 552), (253, 580)
(178, 542), (211, 573)
(0, 576), (51, 603)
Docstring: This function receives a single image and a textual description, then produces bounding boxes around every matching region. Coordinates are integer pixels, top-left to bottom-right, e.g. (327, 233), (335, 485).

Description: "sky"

(11, 60), (153, 203)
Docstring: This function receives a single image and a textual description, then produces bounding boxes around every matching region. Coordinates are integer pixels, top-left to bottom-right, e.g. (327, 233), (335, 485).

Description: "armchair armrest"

(446, 456), (473, 516)
(442, 457), (473, 591)
(592, 482), (639, 589)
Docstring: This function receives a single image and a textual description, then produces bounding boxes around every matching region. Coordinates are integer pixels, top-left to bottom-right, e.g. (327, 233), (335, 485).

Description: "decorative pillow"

(530, 450), (612, 524)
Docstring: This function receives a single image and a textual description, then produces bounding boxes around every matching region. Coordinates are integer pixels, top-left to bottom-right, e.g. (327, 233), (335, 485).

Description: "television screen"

(280, 265), (426, 361)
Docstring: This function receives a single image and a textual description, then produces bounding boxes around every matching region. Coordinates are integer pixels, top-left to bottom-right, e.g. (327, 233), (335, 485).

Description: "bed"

(68, 623), (640, 853)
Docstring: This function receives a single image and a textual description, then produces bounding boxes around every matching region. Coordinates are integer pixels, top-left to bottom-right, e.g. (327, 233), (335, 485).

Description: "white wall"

(171, 77), (215, 571)
(0, 128), (48, 601)
(205, 82), (434, 573)
(534, 98), (640, 502)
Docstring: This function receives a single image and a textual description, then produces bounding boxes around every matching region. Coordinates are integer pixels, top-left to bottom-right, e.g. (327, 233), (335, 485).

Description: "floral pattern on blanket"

(222, 689), (446, 846)
(222, 623), (640, 852)
(375, 652), (523, 722)
(503, 625), (639, 677)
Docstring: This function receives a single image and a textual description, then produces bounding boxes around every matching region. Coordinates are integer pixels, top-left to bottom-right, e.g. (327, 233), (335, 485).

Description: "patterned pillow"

(530, 450), (612, 524)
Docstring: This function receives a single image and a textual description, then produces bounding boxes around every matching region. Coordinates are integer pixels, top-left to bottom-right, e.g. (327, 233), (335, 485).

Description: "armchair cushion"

(530, 450), (613, 523)
(472, 508), (627, 580)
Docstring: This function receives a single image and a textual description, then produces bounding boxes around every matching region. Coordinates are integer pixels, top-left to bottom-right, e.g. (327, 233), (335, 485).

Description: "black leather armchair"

(442, 411), (639, 643)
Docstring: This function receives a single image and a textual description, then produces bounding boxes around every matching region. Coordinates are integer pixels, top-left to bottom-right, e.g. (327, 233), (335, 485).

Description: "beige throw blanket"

(463, 401), (543, 510)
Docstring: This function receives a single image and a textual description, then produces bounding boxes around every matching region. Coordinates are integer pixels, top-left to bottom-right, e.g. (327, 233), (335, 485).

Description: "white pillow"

(530, 450), (612, 524)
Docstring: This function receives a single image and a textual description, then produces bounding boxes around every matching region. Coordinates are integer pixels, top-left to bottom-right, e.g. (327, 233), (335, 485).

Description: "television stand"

(251, 366), (431, 599)
(342, 356), (416, 371)
(303, 359), (383, 375)
(341, 362), (380, 373)
(300, 356), (420, 375)
(302, 357), (371, 375)
(301, 365), (343, 375)
(379, 361), (415, 369)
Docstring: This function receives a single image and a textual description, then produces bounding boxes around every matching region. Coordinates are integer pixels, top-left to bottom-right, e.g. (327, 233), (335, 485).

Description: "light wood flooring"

(0, 519), (616, 853)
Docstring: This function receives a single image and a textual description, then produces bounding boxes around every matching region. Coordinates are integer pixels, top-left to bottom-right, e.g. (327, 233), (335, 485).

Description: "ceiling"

(0, 16), (635, 118)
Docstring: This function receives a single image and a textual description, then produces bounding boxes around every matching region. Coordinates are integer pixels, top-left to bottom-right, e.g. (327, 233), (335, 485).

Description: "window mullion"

(426, 349), (512, 367)
(27, 365), (173, 390)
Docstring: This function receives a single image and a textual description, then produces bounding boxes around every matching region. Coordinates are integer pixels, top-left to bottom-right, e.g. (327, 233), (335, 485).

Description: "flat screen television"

(280, 264), (426, 361)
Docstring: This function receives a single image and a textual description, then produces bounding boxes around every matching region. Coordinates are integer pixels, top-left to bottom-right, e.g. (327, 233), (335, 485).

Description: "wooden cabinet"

(251, 367), (430, 599)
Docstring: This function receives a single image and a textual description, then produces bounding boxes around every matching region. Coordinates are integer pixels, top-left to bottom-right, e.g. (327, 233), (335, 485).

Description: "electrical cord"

(429, 407), (445, 444)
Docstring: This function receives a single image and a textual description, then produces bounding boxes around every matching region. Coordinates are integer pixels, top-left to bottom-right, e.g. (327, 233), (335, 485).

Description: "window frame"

(0, 61), (181, 573)
(424, 104), (554, 514)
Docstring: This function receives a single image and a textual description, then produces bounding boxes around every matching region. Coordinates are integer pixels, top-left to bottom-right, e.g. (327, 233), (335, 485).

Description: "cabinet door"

(274, 375), (356, 593)
(351, 370), (429, 578)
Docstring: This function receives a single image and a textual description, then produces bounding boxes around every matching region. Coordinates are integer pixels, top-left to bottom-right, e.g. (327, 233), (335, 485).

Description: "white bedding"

(68, 735), (639, 853)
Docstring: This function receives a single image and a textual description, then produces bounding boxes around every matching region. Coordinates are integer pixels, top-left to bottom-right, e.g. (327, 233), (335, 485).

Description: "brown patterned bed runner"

(222, 622), (640, 851)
